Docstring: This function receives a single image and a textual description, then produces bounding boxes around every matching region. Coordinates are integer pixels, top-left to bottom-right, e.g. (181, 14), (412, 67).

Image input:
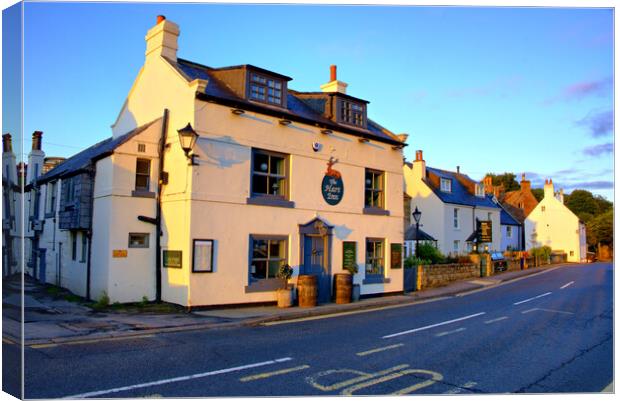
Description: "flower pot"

(276, 288), (293, 308)
(334, 273), (353, 304)
(352, 284), (361, 302)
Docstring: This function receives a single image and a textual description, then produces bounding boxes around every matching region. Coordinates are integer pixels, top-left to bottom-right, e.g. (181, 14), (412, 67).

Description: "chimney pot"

(32, 131), (43, 151)
(330, 65), (337, 82)
(456, 166), (460, 174)
(157, 15), (166, 24)
(415, 150), (424, 161)
(2, 133), (12, 153)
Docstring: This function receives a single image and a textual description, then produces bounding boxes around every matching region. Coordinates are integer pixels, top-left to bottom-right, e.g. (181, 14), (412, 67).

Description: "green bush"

(530, 246), (552, 261)
(93, 291), (110, 310)
(404, 256), (431, 268)
(416, 243), (445, 264)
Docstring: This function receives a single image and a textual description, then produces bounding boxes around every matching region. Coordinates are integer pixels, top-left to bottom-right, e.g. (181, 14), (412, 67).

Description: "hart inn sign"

(322, 157), (344, 205)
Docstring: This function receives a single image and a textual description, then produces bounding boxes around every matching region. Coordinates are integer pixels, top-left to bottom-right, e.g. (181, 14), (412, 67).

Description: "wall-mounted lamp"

(177, 123), (199, 166)
(321, 129), (332, 135)
(231, 108), (245, 115)
(279, 119), (292, 126)
(358, 137), (369, 143)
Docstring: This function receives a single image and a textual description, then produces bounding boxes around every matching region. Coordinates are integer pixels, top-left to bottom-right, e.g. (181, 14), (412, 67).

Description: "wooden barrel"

(334, 273), (352, 304)
(297, 275), (317, 307)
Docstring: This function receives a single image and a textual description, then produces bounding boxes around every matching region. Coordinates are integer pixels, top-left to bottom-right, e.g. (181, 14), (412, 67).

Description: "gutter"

(86, 167), (96, 300)
(155, 109), (169, 302)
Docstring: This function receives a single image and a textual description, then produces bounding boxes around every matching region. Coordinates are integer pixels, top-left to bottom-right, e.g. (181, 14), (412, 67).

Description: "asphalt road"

(17, 262), (613, 398)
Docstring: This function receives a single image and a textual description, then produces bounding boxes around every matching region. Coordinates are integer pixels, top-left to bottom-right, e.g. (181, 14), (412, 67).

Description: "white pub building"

(34, 16), (407, 307)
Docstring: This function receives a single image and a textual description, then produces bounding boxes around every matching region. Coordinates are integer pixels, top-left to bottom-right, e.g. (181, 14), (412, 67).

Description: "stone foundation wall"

(418, 263), (478, 289)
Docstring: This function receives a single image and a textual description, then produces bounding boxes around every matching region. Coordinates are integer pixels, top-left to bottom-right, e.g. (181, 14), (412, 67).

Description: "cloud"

(583, 142), (613, 157)
(544, 77), (612, 104)
(576, 110), (614, 137)
(563, 181), (614, 190)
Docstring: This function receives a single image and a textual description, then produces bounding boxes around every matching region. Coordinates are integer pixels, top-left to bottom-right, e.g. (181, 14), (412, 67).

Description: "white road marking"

(513, 292), (552, 305)
(484, 316), (508, 324)
(560, 281), (574, 289)
(356, 343), (404, 356)
(442, 381), (477, 394)
(521, 307), (573, 315)
(435, 327), (466, 337)
(463, 381), (477, 388)
(64, 357), (293, 398)
(382, 312), (486, 339)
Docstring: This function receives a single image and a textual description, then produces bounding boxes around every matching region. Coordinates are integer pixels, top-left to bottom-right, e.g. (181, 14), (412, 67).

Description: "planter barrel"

(334, 273), (353, 304)
(297, 275), (317, 307)
(276, 288), (293, 308)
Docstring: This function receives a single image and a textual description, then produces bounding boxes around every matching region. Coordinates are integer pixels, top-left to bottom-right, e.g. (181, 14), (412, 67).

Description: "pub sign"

(322, 157), (344, 205)
(477, 220), (492, 243)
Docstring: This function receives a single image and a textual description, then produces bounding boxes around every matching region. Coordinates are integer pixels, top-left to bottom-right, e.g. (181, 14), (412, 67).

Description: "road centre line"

(484, 316), (508, 324)
(239, 365), (309, 382)
(64, 357), (293, 398)
(521, 307), (573, 315)
(513, 292), (552, 305)
(356, 343), (404, 356)
(435, 327), (466, 337)
(560, 281), (574, 289)
(382, 312), (486, 339)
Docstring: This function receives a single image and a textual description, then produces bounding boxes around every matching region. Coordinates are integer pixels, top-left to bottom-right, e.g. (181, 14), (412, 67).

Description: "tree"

(565, 190), (602, 223)
(587, 209), (613, 248)
(531, 188), (544, 202)
(486, 172), (520, 192)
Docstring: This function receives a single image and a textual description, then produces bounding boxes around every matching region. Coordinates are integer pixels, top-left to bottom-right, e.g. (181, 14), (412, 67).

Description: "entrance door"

(303, 235), (331, 304)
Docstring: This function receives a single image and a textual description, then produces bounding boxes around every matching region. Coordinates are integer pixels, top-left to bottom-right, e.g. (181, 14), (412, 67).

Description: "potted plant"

(276, 264), (294, 308)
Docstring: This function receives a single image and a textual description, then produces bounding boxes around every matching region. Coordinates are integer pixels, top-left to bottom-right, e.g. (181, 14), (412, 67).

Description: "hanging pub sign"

(321, 157), (344, 205)
(477, 220), (492, 243)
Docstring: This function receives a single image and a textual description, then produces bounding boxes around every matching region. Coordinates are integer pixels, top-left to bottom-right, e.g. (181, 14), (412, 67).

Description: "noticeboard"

(163, 250), (182, 268)
(342, 241), (357, 271)
(477, 220), (492, 243)
(391, 243), (403, 269)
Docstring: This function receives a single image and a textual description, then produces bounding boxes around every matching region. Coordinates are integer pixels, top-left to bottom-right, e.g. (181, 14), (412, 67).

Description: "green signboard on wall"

(163, 250), (182, 268)
(391, 243), (402, 269)
(342, 241), (357, 272)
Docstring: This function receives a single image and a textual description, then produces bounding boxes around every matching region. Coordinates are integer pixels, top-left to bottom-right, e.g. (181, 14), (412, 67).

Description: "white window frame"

(506, 226), (513, 238)
(453, 208), (460, 229)
(440, 178), (452, 193)
(453, 240), (460, 252)
(475, 183), (484, 197)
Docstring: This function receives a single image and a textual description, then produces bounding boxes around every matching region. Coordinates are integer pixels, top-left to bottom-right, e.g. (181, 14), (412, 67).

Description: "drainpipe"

(85, 167), (96, 301)
(155, 109), (169, 302)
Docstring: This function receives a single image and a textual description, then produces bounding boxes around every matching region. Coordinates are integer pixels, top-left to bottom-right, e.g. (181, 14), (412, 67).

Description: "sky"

(4, 1), (615, 200)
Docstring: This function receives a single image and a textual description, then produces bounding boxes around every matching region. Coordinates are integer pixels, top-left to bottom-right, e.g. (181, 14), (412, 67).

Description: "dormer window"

(475, 183), (484, 197)
(249, 73), (283, 106)
(440, 178), (452, 193)
(338, 99), (365, 127)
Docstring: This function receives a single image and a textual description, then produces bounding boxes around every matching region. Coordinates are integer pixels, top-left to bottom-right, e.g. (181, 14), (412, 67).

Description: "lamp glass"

(412, 207), (422, 224)
(178, 124), (198, 154)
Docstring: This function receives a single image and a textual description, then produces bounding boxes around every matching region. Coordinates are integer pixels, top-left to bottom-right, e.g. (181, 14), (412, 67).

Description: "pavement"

(2, 264), (571, 346)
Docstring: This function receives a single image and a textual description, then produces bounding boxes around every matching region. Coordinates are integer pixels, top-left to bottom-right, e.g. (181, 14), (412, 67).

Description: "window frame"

(506, 226), (513, 238)
(250, 148), (290, 200)
(135, 158), (151, 192)
(247, 72), (285, 107)
(338, 98), (366, 128)
(128, 233), (150, 249)
(475, 183), (484, 197)
(440, 178), (452, 193)
(453, 240), (460, 252)
(364, 169), (385, 209)
(365, 238), (385, 279)
(80, 232), (88, 263)
(248, 235), (288, 283)
(71, 232), (77, 261)
(453, 208), (460, 229)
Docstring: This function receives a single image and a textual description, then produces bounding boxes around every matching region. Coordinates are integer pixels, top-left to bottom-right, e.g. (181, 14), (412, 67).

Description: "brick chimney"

(320, 64), (348, 94)
(412, 149), (426, 180)
(520, 173), (531, 192)
(2, 133), (12, 153)
(145, 15), (180, 62)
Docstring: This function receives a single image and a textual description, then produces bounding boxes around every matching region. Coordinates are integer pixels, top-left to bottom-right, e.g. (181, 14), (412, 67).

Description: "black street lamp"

(412, 206), (422, 257)
(177, 123), (199, 165)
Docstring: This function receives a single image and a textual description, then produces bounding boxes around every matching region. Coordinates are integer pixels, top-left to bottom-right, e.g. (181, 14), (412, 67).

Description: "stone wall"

(418, 263), (479, 290)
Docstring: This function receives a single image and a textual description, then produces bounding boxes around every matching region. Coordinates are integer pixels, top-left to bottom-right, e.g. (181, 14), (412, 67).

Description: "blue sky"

(6, 2), (615, 200)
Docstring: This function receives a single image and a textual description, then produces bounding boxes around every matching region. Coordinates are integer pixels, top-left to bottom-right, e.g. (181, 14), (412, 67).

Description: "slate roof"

(404, 225), (437, 241)
(500, 207), (521, 226)
(37, 118), (161, 184)
(424, 167), (500, 209)
(170, 58), (403, 146)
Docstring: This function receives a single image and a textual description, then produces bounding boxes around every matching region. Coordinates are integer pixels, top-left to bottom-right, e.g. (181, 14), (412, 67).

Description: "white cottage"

(403, 150), (501, 256)
(524, 179), (586, 262)
(34, 16), (407, 306)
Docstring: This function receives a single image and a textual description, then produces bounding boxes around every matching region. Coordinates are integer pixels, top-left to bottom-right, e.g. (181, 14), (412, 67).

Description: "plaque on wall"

(163, 250), (182, 268)
(343, 241), (357, 271)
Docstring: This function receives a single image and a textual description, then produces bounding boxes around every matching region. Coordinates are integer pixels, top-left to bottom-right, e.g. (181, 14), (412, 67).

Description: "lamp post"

(412, 206), (422, 258)
(177, 123), (199, 165)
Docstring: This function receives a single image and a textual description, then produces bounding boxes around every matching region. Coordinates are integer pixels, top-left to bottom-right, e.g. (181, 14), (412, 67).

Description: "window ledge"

(362, 276), (391, 285)
(132, 190), (156, 198)
(247, 197), (295, 208)
(245, 278), (286, 293)
(363, 207), (390, 216)
(44, 212), (55, 219)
